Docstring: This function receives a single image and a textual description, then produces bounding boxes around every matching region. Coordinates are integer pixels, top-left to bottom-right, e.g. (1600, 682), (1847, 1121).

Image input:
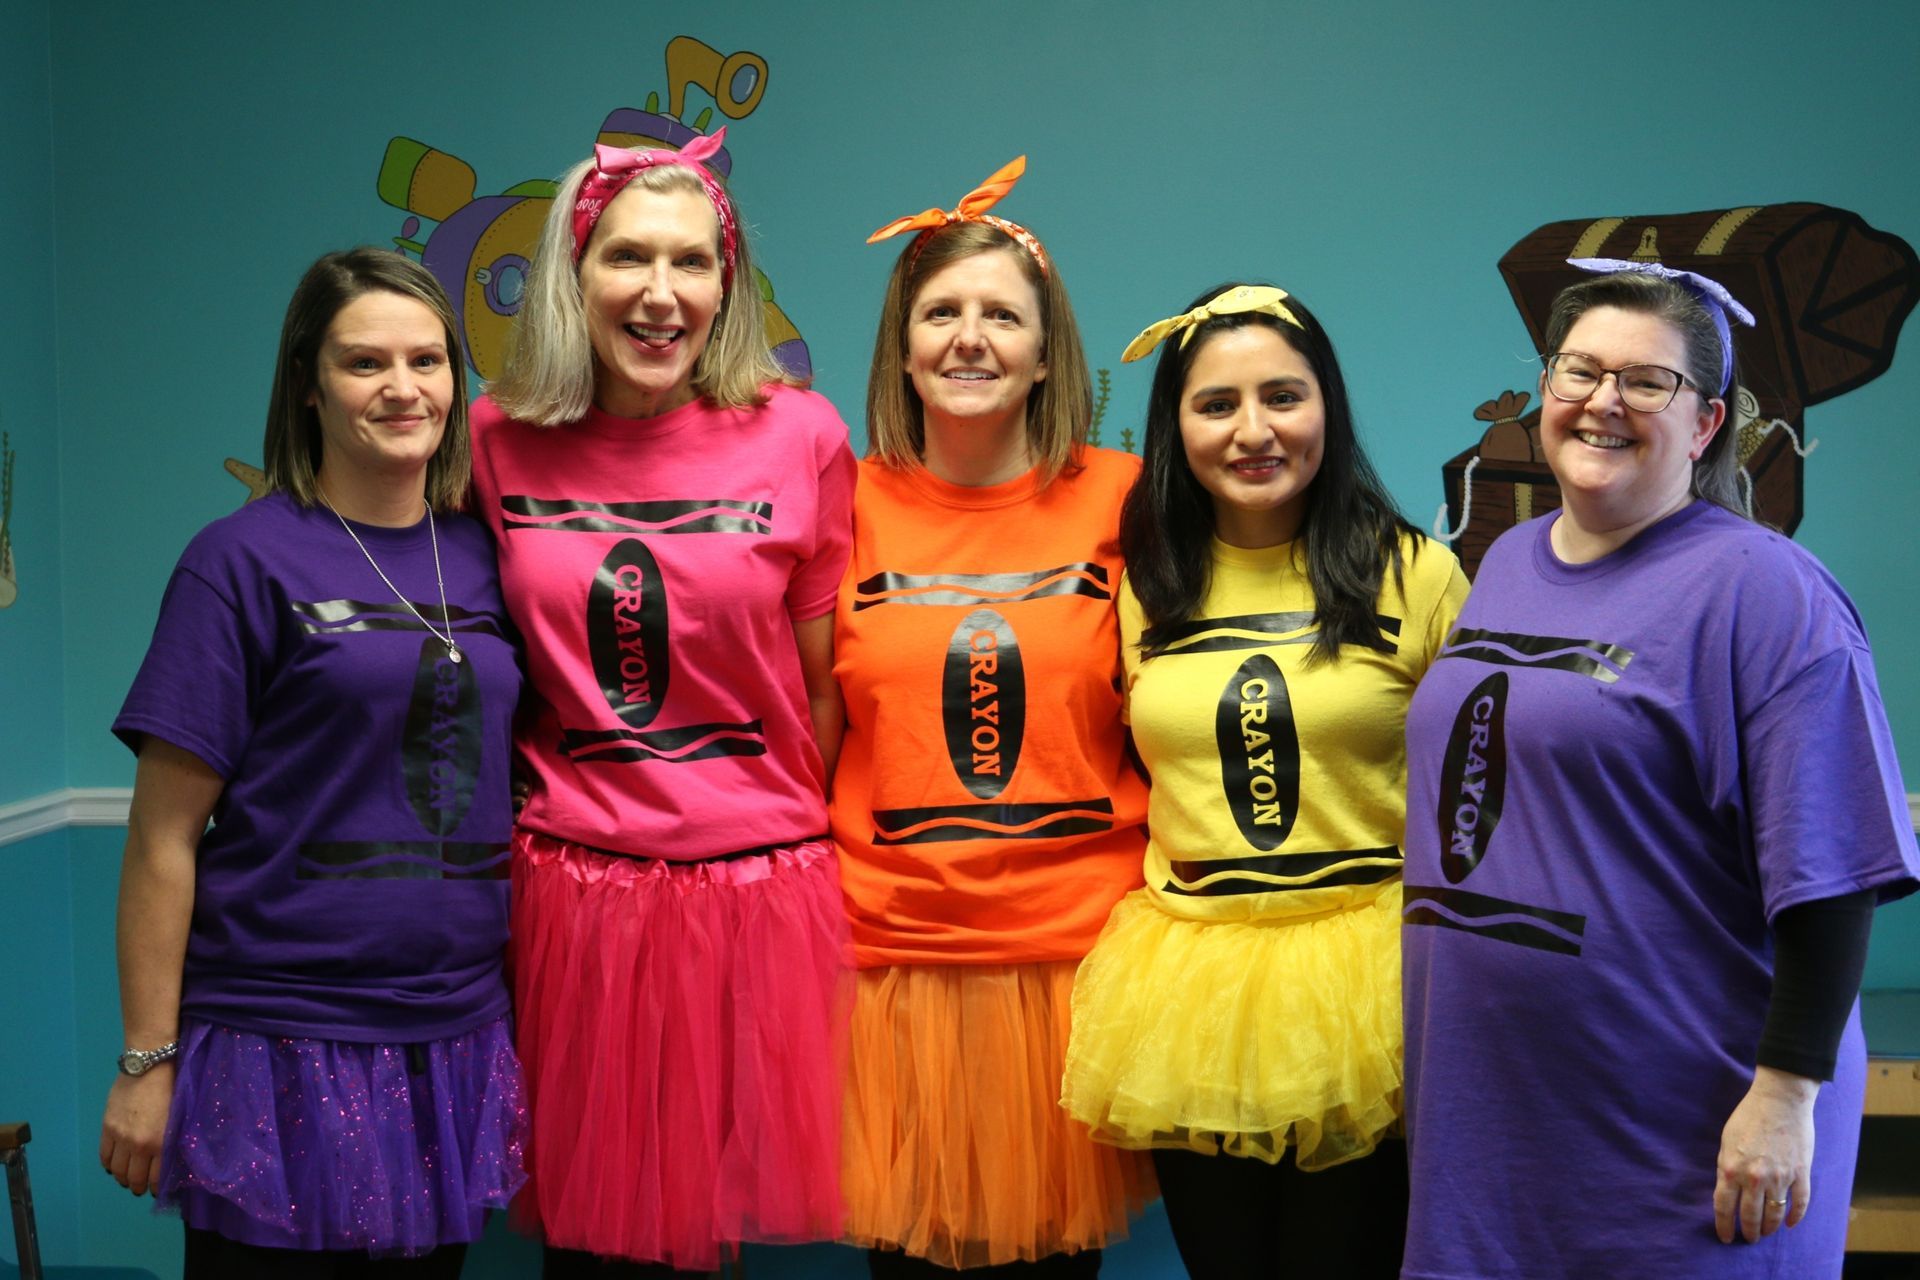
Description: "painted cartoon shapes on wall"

(1085, 367), (1130, 451)
(1435, 203), (1920, 577)
(381, 146), (554, 383)
(1, 431), (17, 608)
(224, 459), (271, 503)
(375, 37), (810, 384)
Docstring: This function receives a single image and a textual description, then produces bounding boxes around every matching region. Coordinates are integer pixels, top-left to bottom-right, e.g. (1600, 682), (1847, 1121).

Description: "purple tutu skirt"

(156, 1015), (527, 1255)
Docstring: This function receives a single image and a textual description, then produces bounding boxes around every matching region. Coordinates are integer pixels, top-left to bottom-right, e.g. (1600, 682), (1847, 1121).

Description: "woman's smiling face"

(904, 247), (1048, 438)
(577, 183), (724, 419)
(1178, 323), (1325, 548)
(1541, 305), (1723, 544)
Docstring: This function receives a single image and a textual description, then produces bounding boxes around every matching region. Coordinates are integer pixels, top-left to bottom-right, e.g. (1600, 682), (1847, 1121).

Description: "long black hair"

(1120, 283), (1418, 662)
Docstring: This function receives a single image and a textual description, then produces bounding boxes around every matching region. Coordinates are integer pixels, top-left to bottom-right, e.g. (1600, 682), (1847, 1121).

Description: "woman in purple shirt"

(100, 249), (525, 1277)
(1400, 261), (1919, 1279)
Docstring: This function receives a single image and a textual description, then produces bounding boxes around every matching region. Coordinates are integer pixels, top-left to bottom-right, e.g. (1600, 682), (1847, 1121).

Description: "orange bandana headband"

(866, 155), (1051, 275)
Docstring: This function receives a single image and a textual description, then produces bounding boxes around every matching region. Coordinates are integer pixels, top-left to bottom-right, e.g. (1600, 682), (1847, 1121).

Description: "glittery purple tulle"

(157, 1016), (526, 1256)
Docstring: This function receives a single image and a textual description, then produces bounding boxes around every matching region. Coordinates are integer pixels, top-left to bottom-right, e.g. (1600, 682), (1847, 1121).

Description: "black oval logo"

(1216, 653), (1299, 850)
(588, 538), (671, 727)
(402, 636), (481, 836)
(1437, 671), (1508, 884)
(942, 608), (1026, 798)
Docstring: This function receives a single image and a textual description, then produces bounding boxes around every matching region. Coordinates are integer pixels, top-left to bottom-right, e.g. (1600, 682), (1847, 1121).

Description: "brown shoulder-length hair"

(866, 221), (1091, 484)
(489, 157), (795, 426)
(262, 248), (472, 511)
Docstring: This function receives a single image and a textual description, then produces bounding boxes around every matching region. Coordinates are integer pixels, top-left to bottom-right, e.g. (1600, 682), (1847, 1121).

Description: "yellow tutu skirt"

(842, 960), (1155, 1268)
(1061, 883), (1403, 1169)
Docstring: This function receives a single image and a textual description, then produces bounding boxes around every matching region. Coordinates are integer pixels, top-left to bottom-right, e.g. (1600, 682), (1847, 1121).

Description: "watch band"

(117, 1040), (181, 1076)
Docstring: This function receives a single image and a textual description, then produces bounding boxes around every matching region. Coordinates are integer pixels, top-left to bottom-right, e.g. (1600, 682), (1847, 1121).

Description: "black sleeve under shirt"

(1756, 888), (1876, 1082)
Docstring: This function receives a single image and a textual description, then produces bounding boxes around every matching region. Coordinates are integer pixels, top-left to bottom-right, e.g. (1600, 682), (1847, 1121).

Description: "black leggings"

(184, 1227), (468, 1279)
(541, 1245), (713, 1278)
(1150, 1140), (1407, 1280)
(867, 1247), (1101, 1278)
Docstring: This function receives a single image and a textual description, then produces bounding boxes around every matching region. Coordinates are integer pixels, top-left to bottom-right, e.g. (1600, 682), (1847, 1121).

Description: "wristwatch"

(116, 1040), (181, 1076)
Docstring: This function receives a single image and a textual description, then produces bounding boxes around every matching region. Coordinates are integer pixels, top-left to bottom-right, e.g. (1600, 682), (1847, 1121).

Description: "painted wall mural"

(1085, 368), (1127, 452)
(1433, 203), (1920, 577)
(377, 35), (809, 384)
(227, 35), (809, 502)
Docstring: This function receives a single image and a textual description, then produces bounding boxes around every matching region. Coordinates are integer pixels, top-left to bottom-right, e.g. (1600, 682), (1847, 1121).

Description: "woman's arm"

(99, 738), (223, 1196)
(1712, 888), (1875, 1244)
(793, 612), (843, 792)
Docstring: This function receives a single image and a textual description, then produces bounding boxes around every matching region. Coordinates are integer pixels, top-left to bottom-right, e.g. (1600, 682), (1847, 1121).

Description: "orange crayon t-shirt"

(832, 449), (1149, 968)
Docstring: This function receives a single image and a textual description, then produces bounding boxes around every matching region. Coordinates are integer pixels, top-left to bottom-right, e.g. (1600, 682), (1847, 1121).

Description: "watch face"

(118, 1051), (148, 1076)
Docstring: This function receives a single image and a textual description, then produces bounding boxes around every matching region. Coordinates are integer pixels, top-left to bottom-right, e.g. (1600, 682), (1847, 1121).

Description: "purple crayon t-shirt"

(1401, 502), (1917, 1280)
(115, 492), (522, 1042)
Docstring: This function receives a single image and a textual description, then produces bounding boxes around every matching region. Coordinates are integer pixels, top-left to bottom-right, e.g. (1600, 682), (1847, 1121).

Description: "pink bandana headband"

(866, 156), (1051, 276)
(572, 126), (739, 287)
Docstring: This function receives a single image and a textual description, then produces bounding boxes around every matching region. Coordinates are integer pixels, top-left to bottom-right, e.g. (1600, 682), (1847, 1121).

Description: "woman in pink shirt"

(467, 129), (856, 1277)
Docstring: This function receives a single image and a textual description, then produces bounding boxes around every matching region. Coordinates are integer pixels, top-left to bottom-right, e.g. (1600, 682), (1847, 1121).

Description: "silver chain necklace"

(322, 492), (462, 663)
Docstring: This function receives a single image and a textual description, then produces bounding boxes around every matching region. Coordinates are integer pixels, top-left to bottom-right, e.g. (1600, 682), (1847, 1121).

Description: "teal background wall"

(1, 829), (80, 1267)
(4, 0), (1919, 1273)
(26, 0), (1920, 788)
(0, 0), (67, 802)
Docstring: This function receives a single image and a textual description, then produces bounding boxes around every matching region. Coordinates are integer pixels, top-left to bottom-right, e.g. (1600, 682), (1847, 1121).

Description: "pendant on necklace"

(448, 644), (463, 664)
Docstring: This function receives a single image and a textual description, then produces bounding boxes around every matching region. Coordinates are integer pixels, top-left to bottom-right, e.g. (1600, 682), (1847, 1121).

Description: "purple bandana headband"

(1567, 257), (1756, 394)
(573, 126), (739, 287)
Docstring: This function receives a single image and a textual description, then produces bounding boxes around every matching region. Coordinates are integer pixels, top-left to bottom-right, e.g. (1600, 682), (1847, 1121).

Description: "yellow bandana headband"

(1120, 284), (1303, 363)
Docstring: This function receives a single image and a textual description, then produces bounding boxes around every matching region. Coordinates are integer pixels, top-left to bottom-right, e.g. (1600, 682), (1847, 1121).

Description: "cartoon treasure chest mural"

(1436, 204), (1920, 577)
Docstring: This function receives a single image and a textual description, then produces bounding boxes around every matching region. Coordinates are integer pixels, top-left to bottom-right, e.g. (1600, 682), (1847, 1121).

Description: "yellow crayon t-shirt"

(1122, 532), (1468, 923)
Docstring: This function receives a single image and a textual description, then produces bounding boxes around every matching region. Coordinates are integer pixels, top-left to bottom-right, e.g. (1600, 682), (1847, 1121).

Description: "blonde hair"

(490, 157), (794, 425)
(263, 248), (472, 511)
(866, 222), (1091, 484)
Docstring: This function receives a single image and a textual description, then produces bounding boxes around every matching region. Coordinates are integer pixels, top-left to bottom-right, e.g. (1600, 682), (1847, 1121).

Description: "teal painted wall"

(0, 829), (80, 1267)
(5, 0), (1920, 1272)
(64, 826), (180, 1273)
(0, 0), (66, 805)
(44, 0), (1920, 789)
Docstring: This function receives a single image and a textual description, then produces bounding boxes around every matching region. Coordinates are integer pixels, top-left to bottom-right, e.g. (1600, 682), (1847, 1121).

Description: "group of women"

(97, 128), (1918, 1280)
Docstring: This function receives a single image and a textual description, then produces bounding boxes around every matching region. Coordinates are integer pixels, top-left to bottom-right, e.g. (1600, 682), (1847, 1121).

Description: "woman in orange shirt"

(831, 158), (1153, 1277)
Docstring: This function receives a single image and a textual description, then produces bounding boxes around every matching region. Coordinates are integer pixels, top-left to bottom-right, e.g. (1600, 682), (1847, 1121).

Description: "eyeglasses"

(1542, 353), (1695, 413)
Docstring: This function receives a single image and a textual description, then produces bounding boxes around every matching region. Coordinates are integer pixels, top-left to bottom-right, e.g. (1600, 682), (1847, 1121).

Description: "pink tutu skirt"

(510, 829), (851, 1270)
(159, 1015), (525, 1255)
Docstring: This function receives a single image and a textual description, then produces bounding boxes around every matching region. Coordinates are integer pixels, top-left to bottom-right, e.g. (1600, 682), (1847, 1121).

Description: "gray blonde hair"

(263, 248), (472, 511)
(490, 157), (793, 425)
(866, 222), (1091, 485)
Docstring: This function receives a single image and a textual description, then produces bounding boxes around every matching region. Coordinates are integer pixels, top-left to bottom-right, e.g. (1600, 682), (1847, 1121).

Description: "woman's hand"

(102, 737), (221, 1197)
(99, 1064), (175, 1196)
(1713, 1065), (1819, 1243)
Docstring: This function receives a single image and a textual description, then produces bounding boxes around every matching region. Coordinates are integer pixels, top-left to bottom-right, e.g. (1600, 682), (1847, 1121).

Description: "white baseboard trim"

(0, 787), (134, 847)
(2, 788), (1917, 849)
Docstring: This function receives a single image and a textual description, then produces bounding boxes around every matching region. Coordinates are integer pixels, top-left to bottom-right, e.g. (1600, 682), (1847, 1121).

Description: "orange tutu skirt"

(842, 960), (1155, 1268)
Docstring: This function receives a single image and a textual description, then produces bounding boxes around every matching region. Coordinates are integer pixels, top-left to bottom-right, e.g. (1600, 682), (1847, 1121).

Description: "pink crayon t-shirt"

(469, 385), (855, 859)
